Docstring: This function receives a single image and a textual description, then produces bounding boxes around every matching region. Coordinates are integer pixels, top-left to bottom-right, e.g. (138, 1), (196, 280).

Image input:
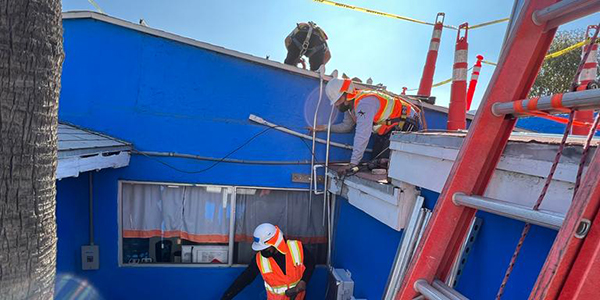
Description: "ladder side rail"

(530, 144), (600, 299)
(560, 207), (600, 299)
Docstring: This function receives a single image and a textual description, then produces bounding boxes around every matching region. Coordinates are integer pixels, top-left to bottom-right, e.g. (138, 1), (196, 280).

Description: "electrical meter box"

(81, 245), (99, 270)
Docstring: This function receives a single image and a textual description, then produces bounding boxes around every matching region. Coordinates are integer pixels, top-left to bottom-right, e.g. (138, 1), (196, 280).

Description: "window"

(233, 188), (328, 264)
(119, 181), (327, 266)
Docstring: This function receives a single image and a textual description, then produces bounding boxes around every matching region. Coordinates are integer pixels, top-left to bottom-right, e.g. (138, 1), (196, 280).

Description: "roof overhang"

(58, 123), (132, 179)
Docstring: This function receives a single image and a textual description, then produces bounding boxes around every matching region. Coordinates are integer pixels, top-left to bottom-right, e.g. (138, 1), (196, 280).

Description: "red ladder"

(395, 0), (600, 299)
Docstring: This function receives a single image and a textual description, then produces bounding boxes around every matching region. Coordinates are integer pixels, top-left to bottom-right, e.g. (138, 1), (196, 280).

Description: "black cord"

(298, 134), (322, 160)
(137, 126), (275, 174)
(137, 125), (336, 174)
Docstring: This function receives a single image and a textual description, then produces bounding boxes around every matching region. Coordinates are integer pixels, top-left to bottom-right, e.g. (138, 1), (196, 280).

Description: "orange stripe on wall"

(123, 230), (229, 243)
(123, 230), (327, 244)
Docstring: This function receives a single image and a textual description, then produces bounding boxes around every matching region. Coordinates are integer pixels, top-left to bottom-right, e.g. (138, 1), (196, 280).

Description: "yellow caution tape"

(88, 0), (106, 14)
(313, 0), (457, 29)
(483, 39), (597, 66)
(406, 77), (453, 91)
(469, 18), (510, 29)
(432, 77), (453, 87)
(312, 0), (509, 30)
(313, 0), (591, 89)
(544, 39), (588, 59)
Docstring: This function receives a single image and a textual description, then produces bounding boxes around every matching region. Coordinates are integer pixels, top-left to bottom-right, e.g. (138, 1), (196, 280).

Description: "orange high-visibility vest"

(351, 90), (420, 135)
(256, 240), (306, 300)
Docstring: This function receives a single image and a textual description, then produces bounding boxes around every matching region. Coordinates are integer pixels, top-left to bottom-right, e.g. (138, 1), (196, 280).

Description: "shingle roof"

(58, 123), (131, 159)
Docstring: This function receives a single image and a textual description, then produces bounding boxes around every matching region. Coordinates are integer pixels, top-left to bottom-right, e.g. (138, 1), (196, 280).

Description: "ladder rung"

(414, 279), (468, 300)
(432, 280), (469, 300)
(533, 0), (600, 29)
(492, 89), (600, 116)
(453, 193), (564, 230)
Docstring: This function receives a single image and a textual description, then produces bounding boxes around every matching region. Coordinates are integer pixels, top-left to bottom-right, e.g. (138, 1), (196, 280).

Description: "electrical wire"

(134, 126), (275, 174)
(133, 124), (345, 174)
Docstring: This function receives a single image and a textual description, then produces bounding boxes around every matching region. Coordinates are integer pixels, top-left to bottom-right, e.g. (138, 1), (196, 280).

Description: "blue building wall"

(332, 199), (404, 300)
(57, 16), (466, 300)
(56, 175), (90, 275)
(57, 17), (345, 299)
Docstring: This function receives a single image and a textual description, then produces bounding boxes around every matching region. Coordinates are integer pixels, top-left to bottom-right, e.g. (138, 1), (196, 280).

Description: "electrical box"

(181, 245), (228, 264)
(81, 245), (99, 270)
(325, 268), (355, 300)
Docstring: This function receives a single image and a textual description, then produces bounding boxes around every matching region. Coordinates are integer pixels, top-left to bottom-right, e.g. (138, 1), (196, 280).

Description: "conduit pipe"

(249, 114), (372, 152)
(310, 66), (326, 215)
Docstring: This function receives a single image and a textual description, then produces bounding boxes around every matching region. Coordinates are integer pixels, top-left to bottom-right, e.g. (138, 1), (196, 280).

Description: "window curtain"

(122, 183), (230, 243)
(234, 189), (327, 244)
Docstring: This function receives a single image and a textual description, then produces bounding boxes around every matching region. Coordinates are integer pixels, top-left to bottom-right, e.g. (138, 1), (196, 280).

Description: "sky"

(61, 0), (599, 109)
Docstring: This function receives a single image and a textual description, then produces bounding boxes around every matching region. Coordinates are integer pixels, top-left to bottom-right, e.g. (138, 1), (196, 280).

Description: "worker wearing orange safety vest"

(311, 70), (420, 175)
(221, 223), (314, 300)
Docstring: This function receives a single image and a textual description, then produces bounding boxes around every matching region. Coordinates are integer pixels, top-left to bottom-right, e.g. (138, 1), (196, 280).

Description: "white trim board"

(388, 137), (593, 216)
(57, 151), (130, 180)
(328, 173), (420, 231)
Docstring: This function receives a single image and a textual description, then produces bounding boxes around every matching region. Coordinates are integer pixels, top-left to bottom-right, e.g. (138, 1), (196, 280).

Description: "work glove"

(285, 280), (307, 298)
(339, 164), (359, 177)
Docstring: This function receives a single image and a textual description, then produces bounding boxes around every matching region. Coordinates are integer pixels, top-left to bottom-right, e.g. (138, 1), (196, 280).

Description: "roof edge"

(61, 11), (464, 117)
(59, 121), (132, 146)
(62, 11), (322, 80)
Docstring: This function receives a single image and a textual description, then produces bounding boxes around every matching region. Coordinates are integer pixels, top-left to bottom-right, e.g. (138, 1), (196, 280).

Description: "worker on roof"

(284, 21), (331, 71)
(221, 223), (315, 300)
(310, 70), (420, 175)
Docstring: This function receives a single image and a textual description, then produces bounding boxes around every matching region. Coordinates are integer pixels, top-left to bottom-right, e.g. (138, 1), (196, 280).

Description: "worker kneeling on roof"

(311, 71), (420, 175)
(221, 223), (315, 300)
(284, 21), (331, 71)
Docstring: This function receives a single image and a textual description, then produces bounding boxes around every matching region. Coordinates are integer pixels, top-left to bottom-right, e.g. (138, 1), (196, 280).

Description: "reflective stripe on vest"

(260, 255), (273, 273)
(264, 279), (301, 295)
(288, 240), (302, 266)
(352, 90), (418, 134)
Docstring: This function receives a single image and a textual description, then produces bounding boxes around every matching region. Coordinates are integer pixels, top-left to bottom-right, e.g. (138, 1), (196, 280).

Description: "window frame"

(117, 180), (312, 268)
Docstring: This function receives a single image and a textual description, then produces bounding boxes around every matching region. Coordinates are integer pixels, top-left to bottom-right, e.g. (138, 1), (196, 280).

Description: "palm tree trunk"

(0, 0), (64, 298)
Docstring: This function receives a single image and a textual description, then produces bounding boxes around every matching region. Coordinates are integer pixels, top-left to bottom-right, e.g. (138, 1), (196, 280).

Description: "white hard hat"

(252, 223), (283, 251)
(326, 70), (355, 105)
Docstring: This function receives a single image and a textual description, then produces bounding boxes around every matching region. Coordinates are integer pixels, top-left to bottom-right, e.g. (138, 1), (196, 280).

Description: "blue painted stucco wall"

(56, 175), (90, 275)
(332, 198), (404, 300)
(57, 17), (347, 299)
(57, 16), (461, 299)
